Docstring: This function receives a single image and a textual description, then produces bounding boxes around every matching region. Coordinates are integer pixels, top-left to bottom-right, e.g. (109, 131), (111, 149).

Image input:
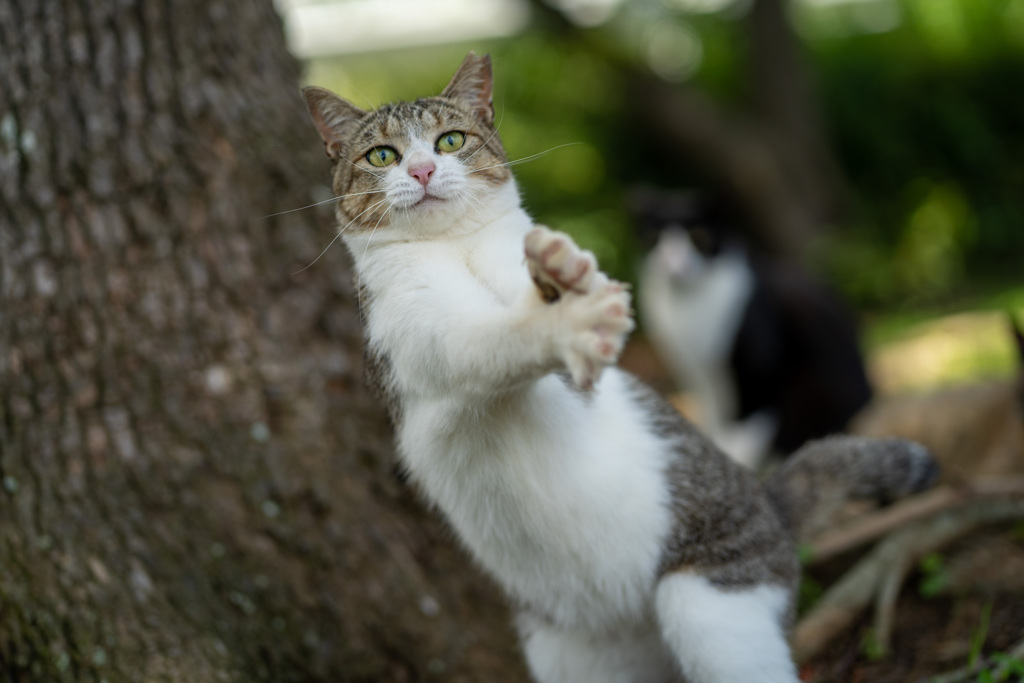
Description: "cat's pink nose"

(408, 161), (435, 186)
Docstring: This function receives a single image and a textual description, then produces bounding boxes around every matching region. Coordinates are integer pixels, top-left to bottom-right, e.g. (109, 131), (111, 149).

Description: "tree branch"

(804, 478), (1024, 564)
(929, 635), (1024, 683)
(794, 496), (1024, 663)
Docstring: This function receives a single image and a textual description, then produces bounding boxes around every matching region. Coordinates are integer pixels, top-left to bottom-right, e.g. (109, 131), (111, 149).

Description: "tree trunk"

(0, 1), (524, 681)
(744, 0), (846, 242)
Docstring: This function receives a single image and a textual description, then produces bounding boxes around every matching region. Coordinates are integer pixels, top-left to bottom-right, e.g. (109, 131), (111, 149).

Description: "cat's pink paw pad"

(524, 226), (603, 302)
(561, 281), (635, 390)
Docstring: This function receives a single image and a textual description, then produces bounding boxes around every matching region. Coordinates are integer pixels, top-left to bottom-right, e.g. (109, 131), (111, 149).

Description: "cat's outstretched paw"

(524, 226), (634, 390)
(524, 226), (609, 302)
(561, 282), (634, 390)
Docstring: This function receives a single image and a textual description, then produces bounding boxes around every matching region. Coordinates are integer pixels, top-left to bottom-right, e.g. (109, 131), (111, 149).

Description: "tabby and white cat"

(303, 53), (937, 683)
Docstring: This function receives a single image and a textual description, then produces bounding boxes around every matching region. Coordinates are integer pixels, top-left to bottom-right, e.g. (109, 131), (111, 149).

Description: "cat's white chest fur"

(350, 197), (674, 630)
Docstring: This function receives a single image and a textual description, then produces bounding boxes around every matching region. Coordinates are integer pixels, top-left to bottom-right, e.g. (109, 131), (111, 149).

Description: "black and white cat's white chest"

(640, 234), (753, 383)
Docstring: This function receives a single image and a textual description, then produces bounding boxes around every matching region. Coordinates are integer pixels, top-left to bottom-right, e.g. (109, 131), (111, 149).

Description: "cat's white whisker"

(359, 201), (393, 269)
(290, 231), (344, 276)
(355, 201), (395, 311)
(349, 83), (378, 111)
(266, 189), (385, 218)
(437, 68), (476, 120)
(341, 154), (384, 180)
(469, 142), (582, 174)
(464, 103), (505, 163)
(463, 184), (490, 219)
(290, 197), (388, 275)
(456, 187), (488, 226)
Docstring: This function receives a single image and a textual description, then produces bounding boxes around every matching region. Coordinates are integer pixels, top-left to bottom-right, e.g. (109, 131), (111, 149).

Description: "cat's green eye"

(437, 131), (465, 153)
(366, 146), (398, 167)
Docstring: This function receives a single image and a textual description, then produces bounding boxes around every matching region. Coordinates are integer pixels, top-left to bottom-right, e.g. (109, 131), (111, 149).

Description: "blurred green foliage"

(917, 551), (948, 597)
(302, 0), (1024, 310)
(810, 0), (1024, 309)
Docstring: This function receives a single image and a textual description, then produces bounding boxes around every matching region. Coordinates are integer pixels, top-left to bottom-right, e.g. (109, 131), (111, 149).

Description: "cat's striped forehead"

(326, 88), (510, 232)
(350, 97), (483, 152)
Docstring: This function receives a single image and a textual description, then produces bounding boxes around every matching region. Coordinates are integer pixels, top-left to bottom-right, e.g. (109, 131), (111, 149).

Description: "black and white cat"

(635, 190), (873, 468)
(303, 54), (933, 683)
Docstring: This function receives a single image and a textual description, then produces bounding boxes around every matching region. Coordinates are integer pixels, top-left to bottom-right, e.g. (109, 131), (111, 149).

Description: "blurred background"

(279, 0), (1024, 395)
(3, 1), (1022, 679)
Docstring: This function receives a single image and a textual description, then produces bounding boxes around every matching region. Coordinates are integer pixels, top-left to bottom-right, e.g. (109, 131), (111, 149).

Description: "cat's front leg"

(524, 226), (633, 390)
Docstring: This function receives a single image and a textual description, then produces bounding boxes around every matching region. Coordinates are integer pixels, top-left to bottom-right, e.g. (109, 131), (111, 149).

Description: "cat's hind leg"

(655, 572), (799, 683)
(523, 226), (633, 389)
(518, 614), (679, 683)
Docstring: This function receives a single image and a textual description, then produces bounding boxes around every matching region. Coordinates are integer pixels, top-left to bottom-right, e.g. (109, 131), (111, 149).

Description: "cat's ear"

(303, 86), (365, 161)
(441, 52), (494, 125)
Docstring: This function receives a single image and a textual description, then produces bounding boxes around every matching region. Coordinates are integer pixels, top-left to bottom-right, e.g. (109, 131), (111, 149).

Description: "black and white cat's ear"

(441, 52), (494, 125)
(302, 86), (366, 161)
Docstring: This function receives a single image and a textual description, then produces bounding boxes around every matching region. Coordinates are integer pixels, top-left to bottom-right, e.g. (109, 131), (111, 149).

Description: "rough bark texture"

(0, 1), (525, 681)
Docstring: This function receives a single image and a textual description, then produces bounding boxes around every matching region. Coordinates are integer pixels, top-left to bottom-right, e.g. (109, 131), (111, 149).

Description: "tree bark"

(0, 1), (524, 681)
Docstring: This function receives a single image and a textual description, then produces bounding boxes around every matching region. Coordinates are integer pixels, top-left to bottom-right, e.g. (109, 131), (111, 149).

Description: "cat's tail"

(765, 435), (940, 542)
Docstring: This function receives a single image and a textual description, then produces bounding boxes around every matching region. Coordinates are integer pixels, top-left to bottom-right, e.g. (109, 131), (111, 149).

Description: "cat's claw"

(524, 226), (634, 389)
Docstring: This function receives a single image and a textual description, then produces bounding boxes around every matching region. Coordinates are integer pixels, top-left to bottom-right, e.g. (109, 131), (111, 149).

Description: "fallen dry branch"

(805, 478), (1024, 564)
(929, 635), (1024, 683)
(793, 496), (1024, 663)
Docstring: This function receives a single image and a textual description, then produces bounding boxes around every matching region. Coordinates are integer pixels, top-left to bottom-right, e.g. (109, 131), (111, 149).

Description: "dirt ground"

(619, 336), (1024, 683)
(801, 528), (1024, 682)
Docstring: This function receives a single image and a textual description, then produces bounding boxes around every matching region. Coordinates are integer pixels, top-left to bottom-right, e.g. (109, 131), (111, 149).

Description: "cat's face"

(303, 53), (511, 235)
(631, 190), (734, 284)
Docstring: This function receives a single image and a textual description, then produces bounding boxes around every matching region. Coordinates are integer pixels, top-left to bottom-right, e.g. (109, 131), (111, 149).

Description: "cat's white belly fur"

(349, 202), (674, 630)
(398, 369), (674, 630)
